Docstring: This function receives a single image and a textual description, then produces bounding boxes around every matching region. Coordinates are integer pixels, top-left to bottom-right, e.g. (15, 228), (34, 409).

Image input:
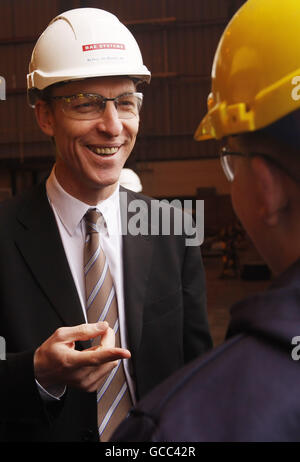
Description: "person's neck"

(54, 166), (118, 205)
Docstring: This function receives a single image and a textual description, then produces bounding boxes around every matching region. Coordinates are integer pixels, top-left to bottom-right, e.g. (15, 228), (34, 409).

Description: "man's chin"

(90, 178), (119, 195)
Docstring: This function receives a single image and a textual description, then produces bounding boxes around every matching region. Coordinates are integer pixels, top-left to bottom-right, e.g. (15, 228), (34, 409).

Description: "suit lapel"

(120, 187), (154, 356)
(15, 183), (85, 329)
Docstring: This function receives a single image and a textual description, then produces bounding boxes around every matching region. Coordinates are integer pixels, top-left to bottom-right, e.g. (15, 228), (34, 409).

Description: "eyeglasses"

(220, 147), (246, 182)
(220, 146), (299, 183)
(48, 92), (143, 120)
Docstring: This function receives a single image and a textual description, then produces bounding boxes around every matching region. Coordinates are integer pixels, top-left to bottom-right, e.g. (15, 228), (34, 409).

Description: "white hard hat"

(27, 8), (151, 106)
(119, 168), (143, 192)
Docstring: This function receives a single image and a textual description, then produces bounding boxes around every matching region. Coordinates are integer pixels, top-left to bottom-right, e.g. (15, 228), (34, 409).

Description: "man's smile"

(86, 145), (121, 156)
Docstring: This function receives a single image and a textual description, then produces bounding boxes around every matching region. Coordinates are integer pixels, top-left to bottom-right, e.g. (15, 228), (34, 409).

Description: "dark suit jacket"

(0, 182), (211, 441)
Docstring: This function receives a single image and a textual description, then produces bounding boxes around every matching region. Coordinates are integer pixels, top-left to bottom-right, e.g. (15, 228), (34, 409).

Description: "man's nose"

(95, 101), (123, 136)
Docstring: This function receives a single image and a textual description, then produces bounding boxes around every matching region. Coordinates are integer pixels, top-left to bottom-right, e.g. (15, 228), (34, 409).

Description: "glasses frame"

(220, 146), (299, 183)
(47, 91), (144, 120)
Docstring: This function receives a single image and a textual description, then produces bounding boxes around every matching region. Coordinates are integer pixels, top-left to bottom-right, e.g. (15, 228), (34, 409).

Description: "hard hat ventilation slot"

(50, 16), (77, 40)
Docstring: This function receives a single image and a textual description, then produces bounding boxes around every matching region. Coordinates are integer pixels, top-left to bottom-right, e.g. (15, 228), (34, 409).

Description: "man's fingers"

(100, 324), (115, 348)
(54, 322), (109, 343)
(69, 346), (131, 369)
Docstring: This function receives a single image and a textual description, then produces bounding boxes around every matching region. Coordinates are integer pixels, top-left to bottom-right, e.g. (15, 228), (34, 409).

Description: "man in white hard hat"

(112, 0), (300, 442)
(0, 8), (211, 442)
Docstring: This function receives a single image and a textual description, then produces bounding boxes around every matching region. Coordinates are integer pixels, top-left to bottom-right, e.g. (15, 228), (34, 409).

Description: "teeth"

(89, 146), (119, 155)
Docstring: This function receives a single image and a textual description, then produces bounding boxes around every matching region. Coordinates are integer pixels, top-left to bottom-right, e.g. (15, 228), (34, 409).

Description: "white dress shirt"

(38, 167), (136, 403)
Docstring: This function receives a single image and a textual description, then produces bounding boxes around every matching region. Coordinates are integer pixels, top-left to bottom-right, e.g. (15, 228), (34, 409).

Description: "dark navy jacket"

(112, 259), (300, 442)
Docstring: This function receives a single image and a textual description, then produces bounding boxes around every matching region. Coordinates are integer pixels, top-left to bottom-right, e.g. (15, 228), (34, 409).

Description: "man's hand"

(34, 322), (130, 393)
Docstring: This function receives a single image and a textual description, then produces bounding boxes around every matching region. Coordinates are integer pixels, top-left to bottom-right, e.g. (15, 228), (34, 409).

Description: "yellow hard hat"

(195, 0), (300, 141)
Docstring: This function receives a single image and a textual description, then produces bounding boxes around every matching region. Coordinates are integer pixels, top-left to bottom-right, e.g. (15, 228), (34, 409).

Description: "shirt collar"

(46, 166), (120, 237)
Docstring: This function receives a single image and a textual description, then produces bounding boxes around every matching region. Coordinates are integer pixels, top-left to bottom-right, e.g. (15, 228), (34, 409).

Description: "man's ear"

(251, 156), (288, 226)
(34, 100), (55, 137)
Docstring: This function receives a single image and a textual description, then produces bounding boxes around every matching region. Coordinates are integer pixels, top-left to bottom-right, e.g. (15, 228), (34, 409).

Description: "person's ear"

(251, 156), (288, 226)
(34, 100), (55, 137)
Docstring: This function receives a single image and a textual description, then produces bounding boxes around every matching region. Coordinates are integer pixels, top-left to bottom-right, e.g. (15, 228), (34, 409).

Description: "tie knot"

(85, 209), (103, 233)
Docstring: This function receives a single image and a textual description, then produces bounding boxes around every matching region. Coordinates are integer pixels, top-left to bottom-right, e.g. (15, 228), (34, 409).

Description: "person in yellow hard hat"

(112, 0), (300, 442)
(0, 7), (212, 442)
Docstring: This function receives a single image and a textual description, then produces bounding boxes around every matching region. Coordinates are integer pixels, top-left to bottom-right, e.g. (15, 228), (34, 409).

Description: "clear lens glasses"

(50, 92), (143, 120)
(219, 146), (299, 183)
(220, 151), (235, 182)
(220, 147), (237, 182)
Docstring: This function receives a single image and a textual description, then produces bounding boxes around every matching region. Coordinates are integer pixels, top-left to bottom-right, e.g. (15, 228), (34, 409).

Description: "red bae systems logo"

(82, 43), (126, 52)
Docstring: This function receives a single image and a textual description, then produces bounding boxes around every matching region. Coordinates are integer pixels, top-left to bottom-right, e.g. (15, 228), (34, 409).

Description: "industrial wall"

(0, 0), (246, 232)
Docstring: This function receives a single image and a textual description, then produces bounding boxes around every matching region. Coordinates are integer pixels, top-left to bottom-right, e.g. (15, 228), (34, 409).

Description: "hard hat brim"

(195, 67), (300, 141)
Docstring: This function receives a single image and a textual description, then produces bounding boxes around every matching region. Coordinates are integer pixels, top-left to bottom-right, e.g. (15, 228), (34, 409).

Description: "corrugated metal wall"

(0, 0), (246, 188)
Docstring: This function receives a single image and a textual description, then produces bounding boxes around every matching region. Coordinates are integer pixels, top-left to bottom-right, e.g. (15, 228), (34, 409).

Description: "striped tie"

(84, 208), (132, 442)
